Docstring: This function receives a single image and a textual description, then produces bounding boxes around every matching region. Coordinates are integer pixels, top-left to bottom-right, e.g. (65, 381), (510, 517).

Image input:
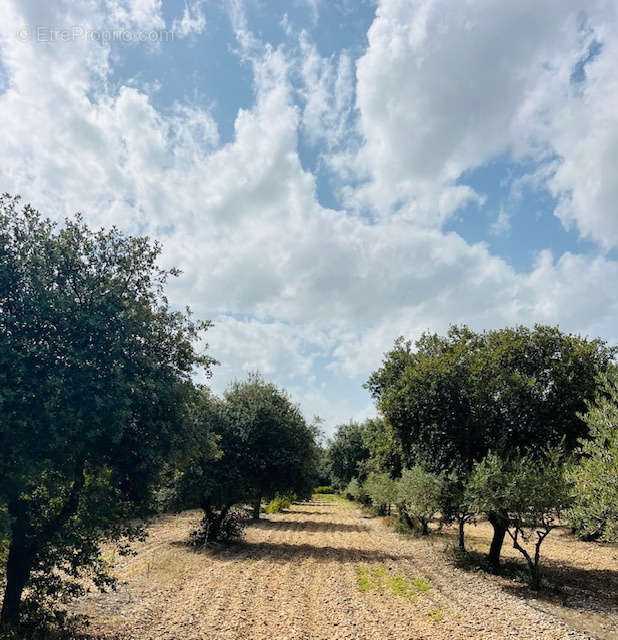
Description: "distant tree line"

(0, 196), (319, 632)
(326, 325), (618, 589)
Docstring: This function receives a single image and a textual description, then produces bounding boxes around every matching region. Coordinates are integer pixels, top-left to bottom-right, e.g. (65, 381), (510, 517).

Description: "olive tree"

(439, 471), (475, 551)
(0, 195), (214, 627)
(396, 466), (443, 535)
(568, 369), (618, 542)
(364, 472), (396, 515)
(467, 448), (572, 588)
(344, 478), (368, 503)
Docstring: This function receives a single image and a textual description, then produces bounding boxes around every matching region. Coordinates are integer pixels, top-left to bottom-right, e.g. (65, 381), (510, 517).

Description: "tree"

(221, 374), (318, 520)
(358, 417), (402, 479)
(344, 478), (368, 503)
(568, 368), (618, 542)
(172, 391), (246, 544)
(364, 472), (396, 515)
(439, 471), (475, 551)
(0, 195), (214, 627)
(395, 466), (443, 535)
(467, 448), (572, 588)
(326, 421), (370, 489)
(367, 325), (614, 568)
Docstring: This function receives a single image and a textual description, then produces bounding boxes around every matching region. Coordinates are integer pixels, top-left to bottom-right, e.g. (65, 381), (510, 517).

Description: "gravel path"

(79, 499), (600, 640)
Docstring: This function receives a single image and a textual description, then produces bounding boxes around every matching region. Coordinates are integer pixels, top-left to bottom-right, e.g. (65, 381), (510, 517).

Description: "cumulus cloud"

(1, 0), (618, 429)
(348, 0), (618, 228)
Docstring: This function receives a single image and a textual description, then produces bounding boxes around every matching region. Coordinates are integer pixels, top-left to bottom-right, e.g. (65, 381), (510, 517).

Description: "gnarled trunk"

(488, 511), (507, 572)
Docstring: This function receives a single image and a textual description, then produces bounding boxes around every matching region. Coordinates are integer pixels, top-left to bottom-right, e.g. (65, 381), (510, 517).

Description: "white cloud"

(296, 32), (354, 150)
(105, 0), (165, 31)
(172, 0), (207, 38)
(491, 208), (511, 236)
(1, 0), (618, 426)
(353, 0), (593, 222)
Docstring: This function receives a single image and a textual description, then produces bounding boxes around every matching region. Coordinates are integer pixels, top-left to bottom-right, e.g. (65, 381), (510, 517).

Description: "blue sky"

(2, 0), (618, 433)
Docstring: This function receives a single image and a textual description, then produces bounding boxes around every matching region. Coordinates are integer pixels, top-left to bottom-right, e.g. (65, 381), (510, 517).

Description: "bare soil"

(75, 498), (617, 640)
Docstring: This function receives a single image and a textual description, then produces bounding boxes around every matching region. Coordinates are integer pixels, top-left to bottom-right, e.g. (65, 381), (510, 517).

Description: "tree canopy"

(366, 325), (615, 472)
(176, 374), (320, 541)
(0, 195), (214, 626)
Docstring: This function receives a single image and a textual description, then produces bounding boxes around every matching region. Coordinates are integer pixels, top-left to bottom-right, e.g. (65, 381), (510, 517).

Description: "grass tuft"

(356, 563), (431, 599)
(428, 607), (444, 622)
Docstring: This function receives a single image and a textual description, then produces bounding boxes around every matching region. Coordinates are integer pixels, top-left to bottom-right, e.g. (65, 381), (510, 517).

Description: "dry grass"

(71, 500), (617, 640)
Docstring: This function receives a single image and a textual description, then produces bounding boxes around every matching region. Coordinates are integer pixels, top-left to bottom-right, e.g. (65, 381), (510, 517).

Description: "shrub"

(364, 472), (397, 515)
(396, 466), (443, 535)
(190, 506), (247, 545)
(345, 478), (368, 503)
(265, 494), (294, 513)
(568, 370), (618, 542)
(313, 486), (334, 494)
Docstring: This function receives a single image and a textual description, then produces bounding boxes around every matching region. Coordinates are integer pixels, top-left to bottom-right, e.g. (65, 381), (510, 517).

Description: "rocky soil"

(76, 498), (617, 640)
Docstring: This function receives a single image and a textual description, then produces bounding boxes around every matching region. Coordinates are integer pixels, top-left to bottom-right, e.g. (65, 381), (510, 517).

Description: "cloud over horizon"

(2, 0), (617, 431)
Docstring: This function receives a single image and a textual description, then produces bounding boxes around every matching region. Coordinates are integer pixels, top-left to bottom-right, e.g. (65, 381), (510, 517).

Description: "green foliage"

(313, 486), (334, 494)
(344, 478), (368, 503)
(439, 471), (475, 550)
(467, 447), (572, 588)
(367, 324), (613, 565)
(358, 418), (402, 478)
(396, 466), (443, 535)
(223, 374), (319, 503)
(364, 472), (396, 515)
(367, 325), (615, 472)
(265, 494), (294, 514)
(568, 369), (618, 542)
(356, 564), (431, 599)
(427, 608), (444, 622)
(0, 195), (213, 627)
(175, 375), (318, 542)
(326, 421), (370, 489)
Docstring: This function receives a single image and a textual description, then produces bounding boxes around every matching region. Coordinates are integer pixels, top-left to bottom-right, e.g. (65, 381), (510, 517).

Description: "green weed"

(355, 563), (431, 599)
(428, 607), (444, 622)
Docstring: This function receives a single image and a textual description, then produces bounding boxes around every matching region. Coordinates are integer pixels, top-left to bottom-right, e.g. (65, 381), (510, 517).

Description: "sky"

(2, 0), (618, 434)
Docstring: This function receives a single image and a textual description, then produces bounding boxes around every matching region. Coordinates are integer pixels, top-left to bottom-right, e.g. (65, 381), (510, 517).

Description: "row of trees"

(0, 196), (319, 630)
(326, 326), (618, 588)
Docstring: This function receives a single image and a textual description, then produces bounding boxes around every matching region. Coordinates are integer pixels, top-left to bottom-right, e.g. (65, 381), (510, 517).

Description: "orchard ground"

(75, 497), (618, 640)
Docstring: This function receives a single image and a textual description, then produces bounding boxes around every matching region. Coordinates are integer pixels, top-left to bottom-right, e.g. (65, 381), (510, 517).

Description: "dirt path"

(78, 499), (607, 640)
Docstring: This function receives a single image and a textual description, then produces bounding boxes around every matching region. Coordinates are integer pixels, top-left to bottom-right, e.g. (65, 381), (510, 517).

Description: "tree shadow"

(284, 509), (331, 515)
(212, 540), (404, 564)
(250, 519), (370, 533)
(447, 546), (618, 615)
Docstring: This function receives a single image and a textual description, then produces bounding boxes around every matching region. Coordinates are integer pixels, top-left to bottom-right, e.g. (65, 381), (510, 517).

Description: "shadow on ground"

(447, 546), (618, 615)
(251, 519), (370, 533)
(213, 540), (402, 564)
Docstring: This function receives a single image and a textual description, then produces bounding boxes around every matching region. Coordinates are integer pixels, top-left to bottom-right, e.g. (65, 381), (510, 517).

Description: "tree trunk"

(458, 516), (466, 551)
(401, 510), (415, 530)
(1, 500), (34, 627)
(420, 516), (429, 536)
(488, 512), (507, 572)
(252, 497), (261, 519)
